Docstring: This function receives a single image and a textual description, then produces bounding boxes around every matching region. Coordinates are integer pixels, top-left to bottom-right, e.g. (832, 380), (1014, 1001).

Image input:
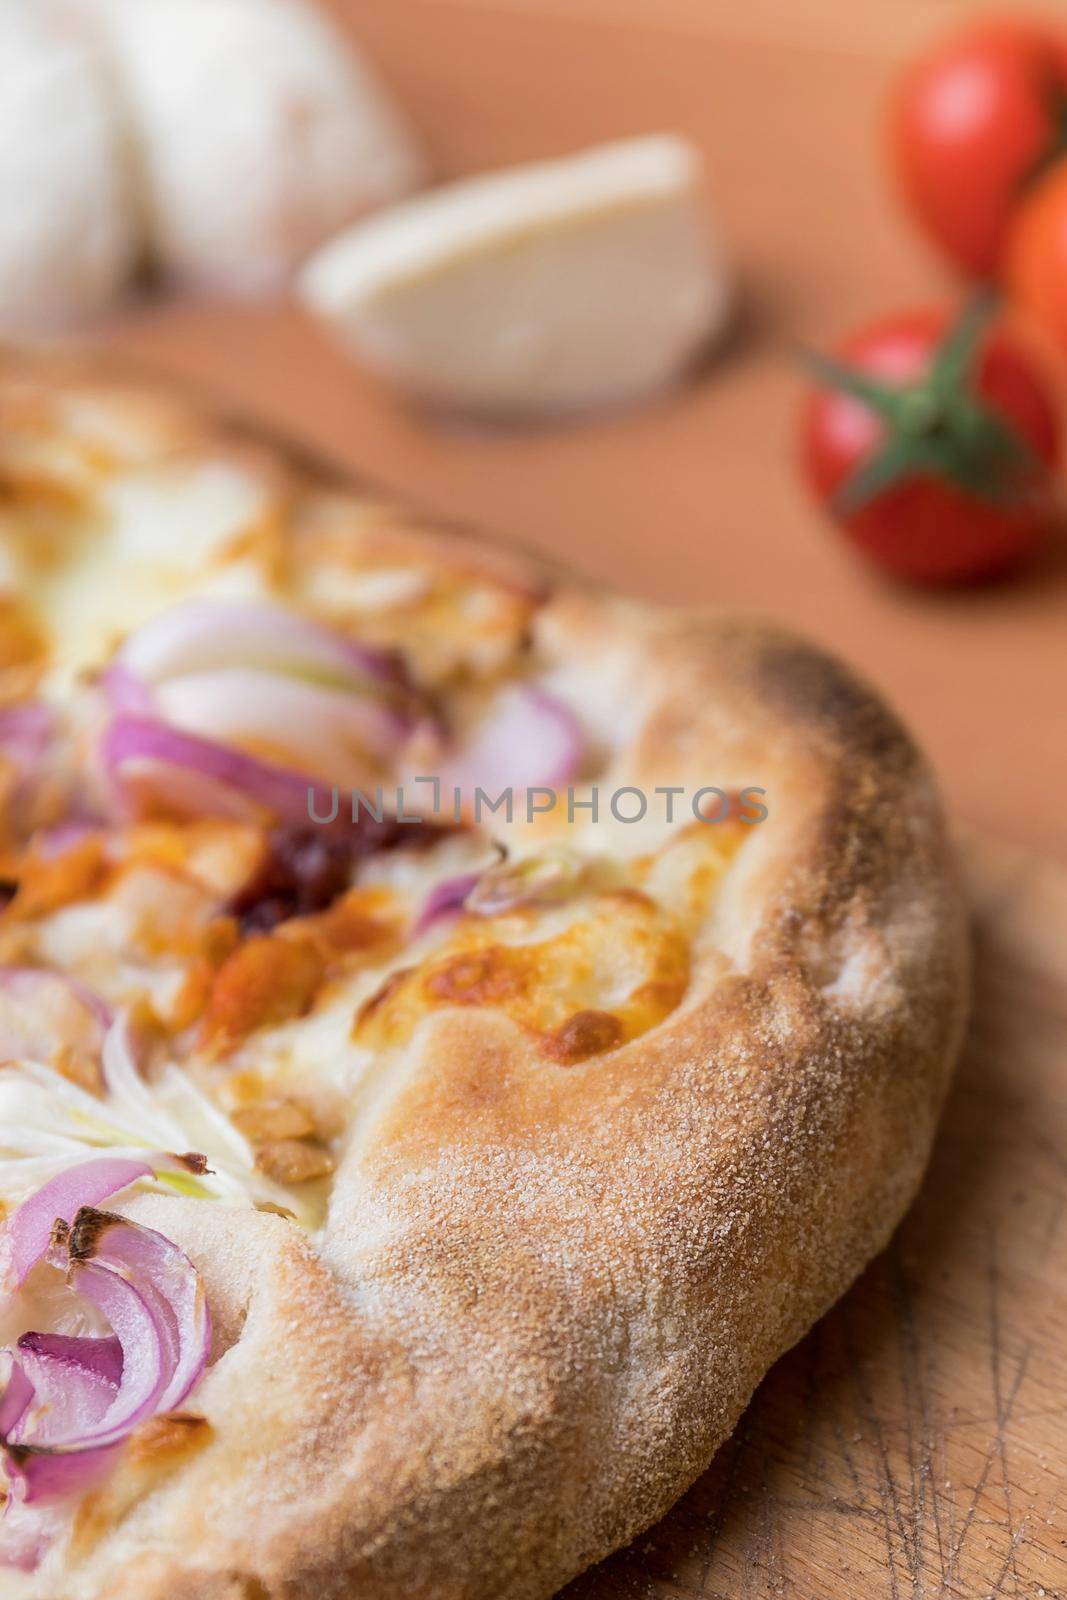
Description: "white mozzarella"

(15, 460), (274, 692)
(68, 0), (424, 290)
(299, 134), (730, 416)
(0, 1), (135, 330)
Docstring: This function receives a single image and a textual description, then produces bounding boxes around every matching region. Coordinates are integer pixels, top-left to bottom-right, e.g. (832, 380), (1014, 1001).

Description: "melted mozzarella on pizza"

(0, 378), (749, 1227)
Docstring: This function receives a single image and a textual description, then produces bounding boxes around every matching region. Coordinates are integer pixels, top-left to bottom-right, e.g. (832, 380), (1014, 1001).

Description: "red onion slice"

(436, 684), (584, 805)
(154, 668), (410, 785)
(14, 1335), (123, 1440)
(4, 1442), (121, 1507)
(2, 1157), (153, 1291)
(1, 1436), (123, 1577)
(413, 872), (481, 936)
(0, 1354), (34, 1438)
(0, 1178), (212, 1572)
(102, 715), (337, 830)
(117, 598), (405, 695)
(99, 662), (157, 718)
(17, 1333), (123, 1388)
(22, 1249), (165, 1451)
(0, 1492), (67, 1572)
(75, 1214), (210, 1417)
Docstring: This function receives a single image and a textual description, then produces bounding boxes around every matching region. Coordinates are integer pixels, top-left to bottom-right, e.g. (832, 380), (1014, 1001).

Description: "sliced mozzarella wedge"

(299, 134), (730, 417)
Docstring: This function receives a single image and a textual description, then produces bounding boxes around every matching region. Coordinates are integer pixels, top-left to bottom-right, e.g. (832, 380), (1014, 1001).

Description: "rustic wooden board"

(562, 836), (1067, 1600)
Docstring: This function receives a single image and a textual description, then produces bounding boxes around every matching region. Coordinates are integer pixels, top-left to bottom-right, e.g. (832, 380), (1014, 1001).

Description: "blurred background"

(9, 0), (1065, 854)
(0, 9), (1063, 1597)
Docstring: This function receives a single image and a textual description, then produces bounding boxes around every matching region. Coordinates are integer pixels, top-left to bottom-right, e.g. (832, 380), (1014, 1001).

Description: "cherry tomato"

(801, 306), (1059, 584)
(892, 18), (1067, 277)
(1006, 160), (1067, 348)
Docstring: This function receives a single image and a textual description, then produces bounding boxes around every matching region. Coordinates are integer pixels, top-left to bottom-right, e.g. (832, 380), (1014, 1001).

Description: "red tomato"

(1006, 160), (1067, 347)
(801, 308), (1059, 584)
(892, 18), (1067, 277)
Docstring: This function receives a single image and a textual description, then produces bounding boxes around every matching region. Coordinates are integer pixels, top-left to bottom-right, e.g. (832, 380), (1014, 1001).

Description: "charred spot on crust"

(755, 636), (914, 769)
(541, 1009), (624, 1064)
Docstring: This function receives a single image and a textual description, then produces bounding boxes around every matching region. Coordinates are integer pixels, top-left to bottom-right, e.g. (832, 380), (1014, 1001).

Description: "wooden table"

(70, 3), (1067, 1594)
(81, 0), (1067, 861)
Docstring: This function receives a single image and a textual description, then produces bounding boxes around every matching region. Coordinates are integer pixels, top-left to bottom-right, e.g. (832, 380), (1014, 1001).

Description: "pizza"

(0, 358), (969, 1599)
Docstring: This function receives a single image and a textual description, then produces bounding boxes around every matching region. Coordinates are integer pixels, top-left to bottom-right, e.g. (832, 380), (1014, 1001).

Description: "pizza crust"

(0, 362), (969, 1599)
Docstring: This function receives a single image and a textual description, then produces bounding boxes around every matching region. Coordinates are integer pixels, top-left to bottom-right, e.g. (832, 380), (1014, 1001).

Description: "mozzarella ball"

(68, 0), (424, 292)
(0, 2), (135, 331)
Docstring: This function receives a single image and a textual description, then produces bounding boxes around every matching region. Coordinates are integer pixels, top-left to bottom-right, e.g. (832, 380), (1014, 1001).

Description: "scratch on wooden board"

(888, 1237), (948, 1597)
(840, 1299), (906, 1600)
(943, 1225), (1033, 1596)
(989, 1229), (1022, 1599)
(985, 1514), (1030, 1600)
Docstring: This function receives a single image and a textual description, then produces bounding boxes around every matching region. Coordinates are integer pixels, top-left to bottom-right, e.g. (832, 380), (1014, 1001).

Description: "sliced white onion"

(465, 847), (586, 915)
(0, 1015), (319, 1225)
(117, 598), (405, 694)
(154, 667), (407, 787)
(101, 714), (335, 829)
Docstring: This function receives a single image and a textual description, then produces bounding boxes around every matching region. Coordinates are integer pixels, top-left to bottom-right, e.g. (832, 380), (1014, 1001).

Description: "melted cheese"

(355, 888), (691, 1063)
(3, 457), (274, 692)
(0, 381), (758, 1244)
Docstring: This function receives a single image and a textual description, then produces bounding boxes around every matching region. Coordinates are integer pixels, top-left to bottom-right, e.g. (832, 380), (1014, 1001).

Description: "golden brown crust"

(0, 357), (969, 1600)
